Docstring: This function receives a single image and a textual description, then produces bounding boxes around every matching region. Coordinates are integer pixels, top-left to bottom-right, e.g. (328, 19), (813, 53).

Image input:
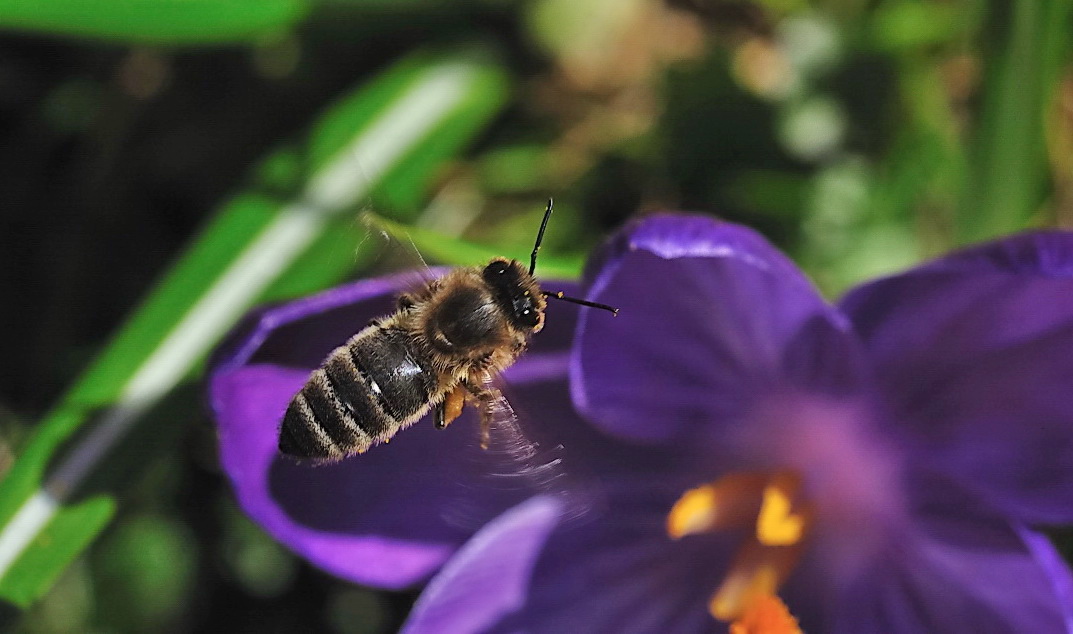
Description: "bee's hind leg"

(435, 385), (467, 430)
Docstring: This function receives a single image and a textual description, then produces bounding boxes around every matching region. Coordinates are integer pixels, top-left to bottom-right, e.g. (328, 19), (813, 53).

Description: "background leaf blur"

(1, 0), (1071, 631)
(0, 0), (309, 45)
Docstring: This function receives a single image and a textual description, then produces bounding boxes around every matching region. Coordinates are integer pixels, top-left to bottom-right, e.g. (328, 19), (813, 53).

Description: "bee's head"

(482, 199), (617, 335)
(482, 258), (546, 333)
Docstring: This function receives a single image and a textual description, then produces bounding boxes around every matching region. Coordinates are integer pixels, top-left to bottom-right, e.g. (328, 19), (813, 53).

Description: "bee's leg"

(435, 385), (467, 430)
(461, 379), (501, 450)
(397, 294), (416, 310)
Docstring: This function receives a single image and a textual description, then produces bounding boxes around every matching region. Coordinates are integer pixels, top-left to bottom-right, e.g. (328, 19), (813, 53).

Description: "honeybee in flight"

(278, 200), (618, 462)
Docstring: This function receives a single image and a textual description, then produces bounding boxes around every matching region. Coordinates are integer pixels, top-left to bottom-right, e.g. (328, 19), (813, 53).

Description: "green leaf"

(869, 2), (967, 52)
(0, 47), (509, 608)
(366, 213), (585, 279)
(477, 144), (552, 195)
(371, 49), (514, 215)
(723, 170), (808, 221)
(0, 0), (309, 44)
(957, 0), (1073, 243)
(0, 496), (114, 608)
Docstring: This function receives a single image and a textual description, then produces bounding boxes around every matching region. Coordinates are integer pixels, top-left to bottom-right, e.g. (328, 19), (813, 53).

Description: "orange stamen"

(708, 537), (802, 622)
(729, 594), (802, 634)
(709, 560), (779, 622)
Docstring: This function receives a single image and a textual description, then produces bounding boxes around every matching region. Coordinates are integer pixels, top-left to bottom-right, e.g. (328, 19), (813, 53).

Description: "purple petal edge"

(581, 212), (816, 289)
(571, 212), (857, 447)
(212, 364), (459, 589)
(211, 270), (437, 375)
(402, 497), (564, 634)
(919, 230), (1073, 277)
(1019, 527), (1073, 632)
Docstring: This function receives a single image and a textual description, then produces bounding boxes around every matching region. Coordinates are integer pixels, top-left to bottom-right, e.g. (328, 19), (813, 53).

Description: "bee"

(278, 200), (618, 462)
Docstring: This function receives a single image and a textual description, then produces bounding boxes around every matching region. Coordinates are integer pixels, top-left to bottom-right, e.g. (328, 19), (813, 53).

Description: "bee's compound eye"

(512, 296), (540, 328)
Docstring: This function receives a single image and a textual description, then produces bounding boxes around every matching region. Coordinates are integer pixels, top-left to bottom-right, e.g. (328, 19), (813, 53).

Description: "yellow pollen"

(667, 485), (717, 539)
(728, 594), (802, 634)
(667, 473), (769, 539)
(756, 475), (805, 546)
(667, 471), (809, 627)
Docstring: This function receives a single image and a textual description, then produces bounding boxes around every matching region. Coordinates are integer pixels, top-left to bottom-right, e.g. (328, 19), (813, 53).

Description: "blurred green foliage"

(1, 0), (1071, 631)
(0, 0), (309, 44)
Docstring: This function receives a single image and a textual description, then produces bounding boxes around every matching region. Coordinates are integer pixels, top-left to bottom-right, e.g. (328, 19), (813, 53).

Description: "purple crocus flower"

(209, 214), (1073, 632)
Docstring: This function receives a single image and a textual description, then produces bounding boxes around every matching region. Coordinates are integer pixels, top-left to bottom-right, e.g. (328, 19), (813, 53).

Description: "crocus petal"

(209, 275), (592, 588)
(405, 498), (736, 634)
(213, 363), (461, 587)
(494, 523), (734, 633)
(841, 231), (1073, 525)
(825, 473), (1073, 633)
(1019, 526), (1073, 632)
(572, 213), (859, 447)
(830, 534), (1072, 634)
(402, 497), (564, 634)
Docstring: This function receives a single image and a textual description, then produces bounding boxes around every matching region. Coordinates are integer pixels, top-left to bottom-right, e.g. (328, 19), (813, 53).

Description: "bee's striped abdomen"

(278, 327), (438, 460)
(351, 329), (437, 421)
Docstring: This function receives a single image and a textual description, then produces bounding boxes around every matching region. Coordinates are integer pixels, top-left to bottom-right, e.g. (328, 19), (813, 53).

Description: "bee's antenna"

(531, 199), (618, 316)
(529, 198), (554, 276)
(543, 291), (619, 316)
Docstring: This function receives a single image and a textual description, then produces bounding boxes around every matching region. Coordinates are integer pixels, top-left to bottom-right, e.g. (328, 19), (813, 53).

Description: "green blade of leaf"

(0, 47), (509, 607)
(957, 0), (1073, 242)
(0, 0), (309, 44)
(366, 213), (586, 279)
(0, 496), (115, 609)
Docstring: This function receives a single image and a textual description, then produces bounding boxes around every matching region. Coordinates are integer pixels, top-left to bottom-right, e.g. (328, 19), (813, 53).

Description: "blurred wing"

(358, 211), (439, 286)
(440, 374), (595, 531)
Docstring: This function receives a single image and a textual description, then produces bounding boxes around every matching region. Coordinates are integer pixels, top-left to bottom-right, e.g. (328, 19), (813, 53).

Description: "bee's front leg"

(461, 377), (502, 450)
